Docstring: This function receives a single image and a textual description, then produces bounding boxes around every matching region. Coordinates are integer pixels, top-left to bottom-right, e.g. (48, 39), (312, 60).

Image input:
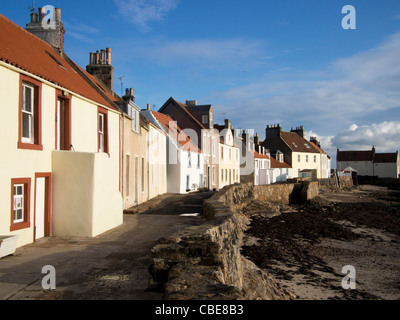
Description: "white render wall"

(291, 152), (322, 178)
(337, 161), (374, 176)
(0, 66), (53, 247)
(374, 162), (399, 178)
(0, 64), (123, 248)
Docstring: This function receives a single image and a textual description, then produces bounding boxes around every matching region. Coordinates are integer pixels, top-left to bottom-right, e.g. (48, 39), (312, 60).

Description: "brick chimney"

(25, 7), (65, 52)
(265, 124), (282, 140)
(122, 88), (135, 103)
(291, 125), (305, 138)
(86, 48), (114, 91)
(186, 100), (197, 106)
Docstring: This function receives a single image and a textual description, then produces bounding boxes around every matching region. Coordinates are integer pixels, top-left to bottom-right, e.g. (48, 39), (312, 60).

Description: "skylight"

(46, 51), (66, 69)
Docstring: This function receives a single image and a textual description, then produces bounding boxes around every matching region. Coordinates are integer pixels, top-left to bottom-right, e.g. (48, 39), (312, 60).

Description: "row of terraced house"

(0, 8), (330, 250)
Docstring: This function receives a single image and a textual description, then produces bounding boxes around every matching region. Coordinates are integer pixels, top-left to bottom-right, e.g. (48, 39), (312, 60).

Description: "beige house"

(215, 120), (241, 188)
(117, 89), (150, 209)
(262, 125), (330, 179)
(0, 11), (122, 248)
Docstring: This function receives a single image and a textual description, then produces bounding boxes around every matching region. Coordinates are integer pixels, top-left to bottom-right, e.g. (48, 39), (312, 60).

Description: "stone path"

(0, 191), (214, 300)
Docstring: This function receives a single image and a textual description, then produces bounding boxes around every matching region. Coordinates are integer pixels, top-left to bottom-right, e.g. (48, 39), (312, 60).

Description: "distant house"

(214, 120), (241, 188)
(240, 131), (272, 185)
(269, 151), (293, 182)
(0, 10), (122, 247)
(116, 89), (150, 209)
(262, 124), (330, 179)
(337, 147), (399, 178)
(158, 98), (220, 190)
(142, 108), (204, 194)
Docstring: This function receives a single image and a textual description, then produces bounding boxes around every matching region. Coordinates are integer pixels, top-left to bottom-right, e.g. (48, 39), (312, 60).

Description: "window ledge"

(10, 221), (31, 232)
(18, 142), (43, 151)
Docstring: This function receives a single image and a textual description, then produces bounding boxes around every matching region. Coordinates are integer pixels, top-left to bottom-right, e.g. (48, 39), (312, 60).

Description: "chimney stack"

(86, 48), (114, 91)
(186, 100), (197, 106)
(122, 88), (135, 103)
(291, 125), (305, 138)
(26, 7), (66, 52)
(147, 104), (151, 111)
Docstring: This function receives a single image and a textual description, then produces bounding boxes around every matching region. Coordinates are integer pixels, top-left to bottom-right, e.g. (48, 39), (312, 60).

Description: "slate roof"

(337, 150), (375, 162)
(373, 153), (398, 163)
(280, 132), (320, 154)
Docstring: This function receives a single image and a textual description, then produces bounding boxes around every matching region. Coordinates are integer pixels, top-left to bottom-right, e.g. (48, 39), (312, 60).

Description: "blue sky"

(2, 1), (400, 164)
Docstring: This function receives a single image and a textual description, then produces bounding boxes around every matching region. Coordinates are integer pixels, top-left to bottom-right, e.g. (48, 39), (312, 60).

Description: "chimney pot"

(39, 7), (45, 22)
(55, 8), (61, 22)
(101, 49), (105, 64)
(106, 48), (112, 65)
(147, 104), (151, 110)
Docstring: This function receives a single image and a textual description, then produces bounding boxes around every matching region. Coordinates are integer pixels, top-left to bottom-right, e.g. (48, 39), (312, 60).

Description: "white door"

(35, 177), (46, 240)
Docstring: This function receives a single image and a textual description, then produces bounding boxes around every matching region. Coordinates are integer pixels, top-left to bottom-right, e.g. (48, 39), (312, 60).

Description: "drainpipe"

(121, 112), (125, 202)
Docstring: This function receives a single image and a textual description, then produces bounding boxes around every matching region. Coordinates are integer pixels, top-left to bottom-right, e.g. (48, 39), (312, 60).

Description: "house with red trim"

(0, 9), (123, 248)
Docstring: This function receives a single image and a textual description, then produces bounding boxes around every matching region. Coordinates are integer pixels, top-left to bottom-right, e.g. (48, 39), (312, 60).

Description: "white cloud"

(114, 0), (180, 29)
(208, 32), (400, 139)
(133, 38), (264, 68)
(332, 121), (400, 153)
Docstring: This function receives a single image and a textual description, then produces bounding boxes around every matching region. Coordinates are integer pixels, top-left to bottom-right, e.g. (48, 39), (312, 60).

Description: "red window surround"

(18, 74), (43, 151)
(10, 178), (31, 232)
(98, 106), (109, 155)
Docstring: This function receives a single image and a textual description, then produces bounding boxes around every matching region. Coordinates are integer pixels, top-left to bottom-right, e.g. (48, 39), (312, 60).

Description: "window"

(130, 107), (140, 133)
(298, 154), (301, 162)
(188, 152), (192, 168)
(221, 169), (224, 181)
(221, 146), (224, 160)
(98, 107), (108, 153)
(141, 158), (145, 192)
(314, 155), (317, 163)
(212, 137), (215, 156)
(212, 166), (215, 185)
(186, 175), (190, 190)
(18, 75), (42, 150)
(305, 144), (310, 149)
(306, 155), (309, 163)
(10, 178), (31, 231)
(197, 154), (201, 169)
(202, 115), (208, 124)
(126, 155), (130, 197)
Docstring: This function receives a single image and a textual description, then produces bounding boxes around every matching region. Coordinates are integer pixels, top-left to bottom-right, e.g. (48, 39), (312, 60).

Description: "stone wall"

(148, 181), (320, 300)
(319, 176), (354, 190)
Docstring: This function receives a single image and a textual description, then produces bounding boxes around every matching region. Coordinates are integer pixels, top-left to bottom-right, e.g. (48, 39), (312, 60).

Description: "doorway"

(34, 173), (51, 241)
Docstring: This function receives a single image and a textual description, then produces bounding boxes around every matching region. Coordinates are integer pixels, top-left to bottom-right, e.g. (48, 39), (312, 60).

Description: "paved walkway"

(0, 191), (214, 300)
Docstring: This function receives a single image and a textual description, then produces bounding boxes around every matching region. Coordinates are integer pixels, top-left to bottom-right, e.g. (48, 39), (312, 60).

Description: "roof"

(374, 153), (398, 163)
(280, 132), (320, 154)
(159, 97), (206, 130)
(270, 156), (291, 169)
(253, 150), (270, 160)
(151, 111), (201, 153)
(337, 150), (375, 162)
(309, 141), (327, 155)
(0, 14), (116, 110)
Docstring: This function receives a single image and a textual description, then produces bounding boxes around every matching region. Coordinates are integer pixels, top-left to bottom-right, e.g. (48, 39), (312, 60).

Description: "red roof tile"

(374, 153), (398, 163)
(337, 150), (374, 162)
(280, 132), (320, 154)
(0, 14), (116, 110)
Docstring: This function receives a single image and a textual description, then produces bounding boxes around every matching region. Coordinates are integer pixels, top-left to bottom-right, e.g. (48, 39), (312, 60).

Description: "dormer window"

(202, 115), (208, 124)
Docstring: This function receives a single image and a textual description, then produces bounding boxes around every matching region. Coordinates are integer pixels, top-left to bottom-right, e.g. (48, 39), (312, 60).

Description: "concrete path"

(0, 191), (214, 300)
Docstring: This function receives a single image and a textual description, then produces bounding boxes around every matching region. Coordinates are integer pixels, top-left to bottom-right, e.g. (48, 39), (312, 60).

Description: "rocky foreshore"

(242, 184), (400, 300)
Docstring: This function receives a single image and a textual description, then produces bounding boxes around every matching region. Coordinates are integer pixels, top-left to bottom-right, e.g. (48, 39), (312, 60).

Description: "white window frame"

(98, 113), (105, 152)
(21, 83), (34, 144)
(13, 184), (25, 223)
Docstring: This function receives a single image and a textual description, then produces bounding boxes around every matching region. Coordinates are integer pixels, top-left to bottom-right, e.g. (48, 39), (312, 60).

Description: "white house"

(0, 11), (122, 248)
(142, 109), (204, 194)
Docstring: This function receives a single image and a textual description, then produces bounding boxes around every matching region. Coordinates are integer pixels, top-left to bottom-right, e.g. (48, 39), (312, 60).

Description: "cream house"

(0, 11), (122, 248)
(262, 125), (329, 179)
(215, 120), (241, 188)
(117, 89), (150, 209)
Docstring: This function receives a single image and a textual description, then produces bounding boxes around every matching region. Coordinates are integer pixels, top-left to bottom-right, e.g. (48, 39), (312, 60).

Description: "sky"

(2, 0), (400, 166)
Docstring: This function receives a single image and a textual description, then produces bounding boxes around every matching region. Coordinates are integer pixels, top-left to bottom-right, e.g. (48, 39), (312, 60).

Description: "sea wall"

(148, 182), (319, 300)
